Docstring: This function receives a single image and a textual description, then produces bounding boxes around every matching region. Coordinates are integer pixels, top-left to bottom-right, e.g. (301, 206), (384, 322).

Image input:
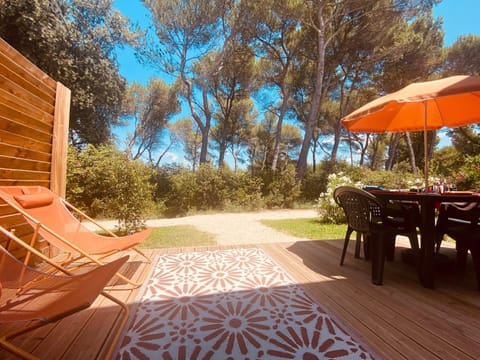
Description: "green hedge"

(67, 145), (154, 232)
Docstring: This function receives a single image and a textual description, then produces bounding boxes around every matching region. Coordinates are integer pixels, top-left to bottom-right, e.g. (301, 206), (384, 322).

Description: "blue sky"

(112, 0), (479, 164)
(433, 0), (479, 45)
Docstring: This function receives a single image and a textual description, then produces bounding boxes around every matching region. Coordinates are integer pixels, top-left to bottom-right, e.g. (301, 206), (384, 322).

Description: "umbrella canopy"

(341, 75), (480, 189)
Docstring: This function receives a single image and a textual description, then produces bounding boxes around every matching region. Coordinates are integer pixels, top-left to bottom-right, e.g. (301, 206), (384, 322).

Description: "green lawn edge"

(261, 218), (346, 240)
(139, 225), (216, 248)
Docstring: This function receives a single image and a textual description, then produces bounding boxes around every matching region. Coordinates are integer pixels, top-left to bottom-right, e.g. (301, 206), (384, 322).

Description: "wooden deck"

(1, 239), (480, 359)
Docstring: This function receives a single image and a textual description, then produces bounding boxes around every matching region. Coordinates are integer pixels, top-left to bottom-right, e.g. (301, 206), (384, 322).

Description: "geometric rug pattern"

(115, 248), (375, 359)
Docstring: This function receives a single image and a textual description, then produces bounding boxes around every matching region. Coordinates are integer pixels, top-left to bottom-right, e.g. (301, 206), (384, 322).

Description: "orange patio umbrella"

(341, 75), (480, 189)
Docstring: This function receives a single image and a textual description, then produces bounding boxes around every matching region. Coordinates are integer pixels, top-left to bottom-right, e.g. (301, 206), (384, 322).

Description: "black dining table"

(371, 190), (480, 288)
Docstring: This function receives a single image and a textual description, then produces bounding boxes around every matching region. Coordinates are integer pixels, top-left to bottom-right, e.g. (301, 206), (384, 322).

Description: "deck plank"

(261, 240), (480, 359)
(261, 242), (438, 359)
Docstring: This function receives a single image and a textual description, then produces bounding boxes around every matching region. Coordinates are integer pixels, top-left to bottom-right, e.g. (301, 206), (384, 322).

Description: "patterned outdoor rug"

(115, 248), (374, 359)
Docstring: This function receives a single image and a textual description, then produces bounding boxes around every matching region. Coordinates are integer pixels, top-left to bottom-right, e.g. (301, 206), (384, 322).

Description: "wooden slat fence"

(0, 37), (70, 259)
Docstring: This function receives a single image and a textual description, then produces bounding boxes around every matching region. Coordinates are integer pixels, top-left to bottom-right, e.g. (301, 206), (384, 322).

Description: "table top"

(371, 190), (480, 203)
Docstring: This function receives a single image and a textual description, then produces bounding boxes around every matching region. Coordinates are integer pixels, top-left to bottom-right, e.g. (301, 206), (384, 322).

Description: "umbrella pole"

(423, 101), (429, 191)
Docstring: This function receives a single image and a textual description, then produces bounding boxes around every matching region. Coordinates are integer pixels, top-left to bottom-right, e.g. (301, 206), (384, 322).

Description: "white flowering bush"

(315, 172), (364, 224)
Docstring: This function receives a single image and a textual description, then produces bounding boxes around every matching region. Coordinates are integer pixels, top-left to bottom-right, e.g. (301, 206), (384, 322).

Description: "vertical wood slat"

(50, 82), (70, 198)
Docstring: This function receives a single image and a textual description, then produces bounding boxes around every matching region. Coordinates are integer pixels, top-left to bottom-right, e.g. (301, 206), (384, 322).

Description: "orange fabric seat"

(0, 186), (152, 287)
(0, 226), (129, 360)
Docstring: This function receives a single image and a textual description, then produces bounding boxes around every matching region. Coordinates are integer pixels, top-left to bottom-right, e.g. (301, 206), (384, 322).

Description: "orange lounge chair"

(0, 186), (152, 287)
(0, 226), (129, 360)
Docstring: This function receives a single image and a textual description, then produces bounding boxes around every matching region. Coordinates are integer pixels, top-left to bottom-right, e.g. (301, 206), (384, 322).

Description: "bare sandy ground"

(90, 208), (422, 248)
(92, 209), (318, 245)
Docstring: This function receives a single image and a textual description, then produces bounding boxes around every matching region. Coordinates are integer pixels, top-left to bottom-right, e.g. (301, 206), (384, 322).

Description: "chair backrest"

(0, 186), (93, 253)
(333, 186), (383, 233)
(439, 202), (480, 226)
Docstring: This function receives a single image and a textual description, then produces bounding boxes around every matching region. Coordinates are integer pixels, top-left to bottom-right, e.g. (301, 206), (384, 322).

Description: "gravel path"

(91, 208), (422, 248)
(92, 209), (318, 245)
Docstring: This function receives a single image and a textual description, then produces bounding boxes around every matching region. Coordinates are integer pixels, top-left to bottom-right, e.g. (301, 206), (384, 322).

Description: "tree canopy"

(0, 0), (137, 145)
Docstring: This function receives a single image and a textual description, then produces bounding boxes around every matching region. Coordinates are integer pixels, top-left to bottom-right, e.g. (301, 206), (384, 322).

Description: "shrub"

(315, 172), (364, 224)
(340, 165), (417, 190)
(160, 165), (268, 215)
(194, 164), (228, 210)
(164, 167), (198, 216)
(355, 168), (409, 189)
(67, 145), (154, 232)
(300, 167), (329, 202)
(455, 154), (480, 190)
(222, 170), (264, 210)
(164, 164), (228, 215)
(264, 164), (301, 208)
(151, 164), (183, 201)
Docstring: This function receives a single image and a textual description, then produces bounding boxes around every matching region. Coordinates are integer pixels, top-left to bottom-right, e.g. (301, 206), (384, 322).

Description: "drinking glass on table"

(415, 178), (423, 192)
(444, 177), (454, 192)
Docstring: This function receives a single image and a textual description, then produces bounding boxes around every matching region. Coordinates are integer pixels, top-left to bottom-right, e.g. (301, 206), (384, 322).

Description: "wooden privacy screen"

(0, 37), (70, 259)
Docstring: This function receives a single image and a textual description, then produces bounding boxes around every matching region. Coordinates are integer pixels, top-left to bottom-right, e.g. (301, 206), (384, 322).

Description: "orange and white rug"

(115, 248), (374, 359)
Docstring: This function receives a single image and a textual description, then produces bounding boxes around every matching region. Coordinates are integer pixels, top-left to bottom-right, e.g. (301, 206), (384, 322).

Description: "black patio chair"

(435, 201), (480, 290)
(333, 186), (419, 285)
(377, 199), (420, 259)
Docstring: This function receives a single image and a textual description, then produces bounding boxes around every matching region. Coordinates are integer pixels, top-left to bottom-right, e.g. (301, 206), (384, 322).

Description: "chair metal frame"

(0, 186), (151, 287)
(0, 226), (130, 360)
(435, 201), (480, 289)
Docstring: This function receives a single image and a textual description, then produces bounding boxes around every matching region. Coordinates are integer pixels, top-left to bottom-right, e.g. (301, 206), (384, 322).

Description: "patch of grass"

(444, 234), (455, 243)
(139, 225), (216, 248)
(261, 218), (346, 240)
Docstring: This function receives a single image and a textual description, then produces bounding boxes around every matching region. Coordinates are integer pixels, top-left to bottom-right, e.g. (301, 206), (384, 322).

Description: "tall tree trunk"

(232, 151), (239, 172)
(370, 135), (380, 170)
(248, 145), (256, 173)
(180, 41), (223, 165)
(385, 133), (400, 170)
(405, 132), (418, 176)
(296, 3), (326, 181)
(271, 95), (289, 171)
(329, 123), (341, 165)
(199, 85), (211, 163)
(427, 130), (436, 160)
(229, 142), (241, 172)
(359, 135), (369, 167)
(261, 146), (268, 171)
(181, 69), (209, 165)
(311, 131), (317, 173)
(218, 140), (227, 168)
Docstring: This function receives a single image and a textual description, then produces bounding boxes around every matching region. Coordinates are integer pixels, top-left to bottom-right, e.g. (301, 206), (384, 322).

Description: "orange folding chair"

(0, 186), (151, 287)
(0, 226), (129, 360)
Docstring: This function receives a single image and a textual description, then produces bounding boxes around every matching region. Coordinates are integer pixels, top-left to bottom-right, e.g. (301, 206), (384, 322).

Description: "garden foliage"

(67, 145), (154, 233)
(67, 146), (301, 221)
(67, 145), (473, 226)
(315, 172), (363, 224)
(162, 164), (264, 216)
(455, 154), (480, 191)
